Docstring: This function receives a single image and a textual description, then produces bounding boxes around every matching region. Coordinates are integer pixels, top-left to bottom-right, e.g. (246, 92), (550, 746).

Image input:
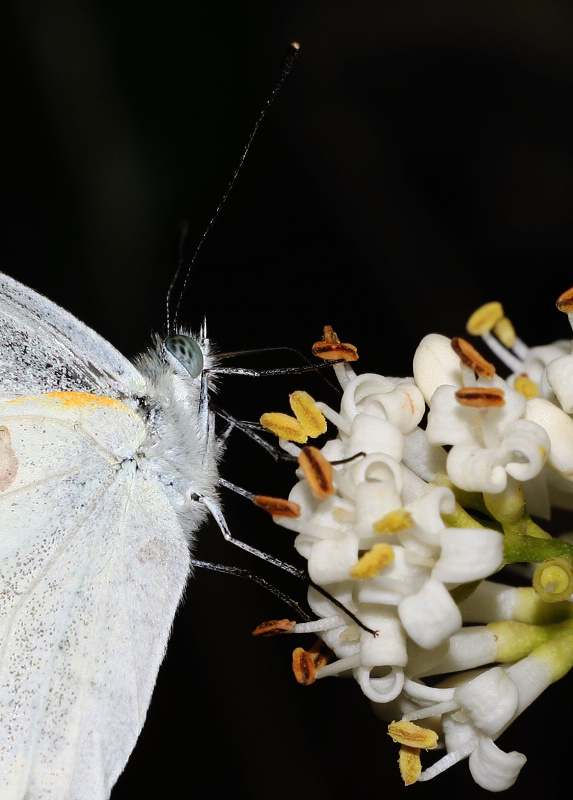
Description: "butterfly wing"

(0, 392), (190, 799)
(0, 272), (144, 400)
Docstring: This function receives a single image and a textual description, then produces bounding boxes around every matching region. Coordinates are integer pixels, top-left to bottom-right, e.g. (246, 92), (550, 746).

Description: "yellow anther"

(260, 412), (308, 443)
(398, 745), (422, 786)
(351, 543), (395, 579)
(494, 316), (516, 348)
(388, 720), (438, 750)
(514, 373), (538, 399)
(373, 509), (414, 535)
(466, 301), (504, 335)
(289, 391), (327, 437)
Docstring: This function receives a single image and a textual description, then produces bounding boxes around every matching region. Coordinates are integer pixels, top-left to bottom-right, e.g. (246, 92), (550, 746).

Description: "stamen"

(292, 639), (332, 685)
(451, 337), (495, 378)
(399, 745), (422, 786)
(455, 386), (505, 408)
(373, 508), (414, 535)
(351, 543), (395, 579)
(253, 495), (302, 517)
(494, 316), (516, 348)
(312, 325), (359, 362)
(466, 301), (504, 335)
(298, 446), (334, 499)
(388, 720), (438, 750)
(289, 390), (328, 437)
(251, 619), (296, 637)
(556, 287), (573, 313)
(514, 373), (538, 399)
(260, 411), (308, 443)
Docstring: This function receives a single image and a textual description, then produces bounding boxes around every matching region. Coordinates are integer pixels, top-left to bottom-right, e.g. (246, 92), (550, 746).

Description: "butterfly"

(0, 269), (222, 798)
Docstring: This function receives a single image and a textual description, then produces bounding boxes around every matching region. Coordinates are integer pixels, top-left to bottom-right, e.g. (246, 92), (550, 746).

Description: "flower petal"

(433, 528), (503, 583)
(398, 578), (462, 649)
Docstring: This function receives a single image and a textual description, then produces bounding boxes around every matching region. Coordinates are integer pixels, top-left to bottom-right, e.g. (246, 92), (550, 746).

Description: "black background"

(2, 1), (573, 797)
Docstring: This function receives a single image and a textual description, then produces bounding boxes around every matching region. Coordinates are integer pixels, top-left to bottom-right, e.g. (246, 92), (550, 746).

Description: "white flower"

(272, 363), (503, 703)
(425, 380), (550, 494)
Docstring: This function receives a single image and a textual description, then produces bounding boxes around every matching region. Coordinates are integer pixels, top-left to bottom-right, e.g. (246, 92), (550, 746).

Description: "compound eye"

(164, 334), (204, 378)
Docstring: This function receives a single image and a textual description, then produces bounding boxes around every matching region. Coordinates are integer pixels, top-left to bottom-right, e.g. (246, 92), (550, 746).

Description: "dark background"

(2, 1), (573, 797)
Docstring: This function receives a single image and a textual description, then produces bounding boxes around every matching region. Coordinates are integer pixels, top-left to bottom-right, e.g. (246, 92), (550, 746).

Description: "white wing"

(0, 392), (190, 800)
(0, 272), (145, 400)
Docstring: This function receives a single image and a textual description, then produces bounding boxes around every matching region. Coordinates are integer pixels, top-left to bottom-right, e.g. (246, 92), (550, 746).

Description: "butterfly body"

(0, 271), (220, 798)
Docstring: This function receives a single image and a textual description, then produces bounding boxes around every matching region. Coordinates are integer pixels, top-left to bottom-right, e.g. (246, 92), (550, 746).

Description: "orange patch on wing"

(8, 391), (126, 410)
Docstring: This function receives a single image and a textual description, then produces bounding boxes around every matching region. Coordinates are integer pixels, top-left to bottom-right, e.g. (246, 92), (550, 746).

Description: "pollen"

(466, 301), (504, 335)
(514, 373), (538, 399)
(312, 325), (359, 362)
(251, 619), (296, 637)
(298, 446), (334, 499)
(260, 411), (308, 443)
(253, 495), (302, 518)
(556, 287), (573, 313)
(388, 720), (438, 750)
(455, 386), (505, 408)
(351, 543), (395, 579)
(289, 391), (328, 437)
(451, 337), (495, 378)
(373, 508), (414, 535)
(398, 745), (422, 786)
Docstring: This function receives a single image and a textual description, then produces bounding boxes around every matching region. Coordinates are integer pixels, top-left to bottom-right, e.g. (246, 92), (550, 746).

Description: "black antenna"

(166, 41), (301, 334)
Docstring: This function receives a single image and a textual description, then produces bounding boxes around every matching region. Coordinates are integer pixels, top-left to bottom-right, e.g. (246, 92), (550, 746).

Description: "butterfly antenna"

(167, 41), (301, 335)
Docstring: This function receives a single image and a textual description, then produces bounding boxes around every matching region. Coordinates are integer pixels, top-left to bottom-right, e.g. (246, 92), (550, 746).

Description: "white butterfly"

(0, 269), (221, 799)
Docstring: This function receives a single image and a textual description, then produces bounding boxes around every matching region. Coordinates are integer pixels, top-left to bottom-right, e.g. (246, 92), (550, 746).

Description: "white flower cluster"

(262, 297), (573, 791)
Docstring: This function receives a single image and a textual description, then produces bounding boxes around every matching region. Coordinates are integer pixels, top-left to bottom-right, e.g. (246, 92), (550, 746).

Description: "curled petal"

(307, 535), (360, 584)
(501, 419), (550, 482)
(454, 667), (519, 735)
(355, 665), (405, 703)
(468, 737), (527, 792)
(347, 413), (405, 461)
(425, 385), (482, 447)
(525, 397), (573, 481)
(407, 485), (456, 539)
(398, 578), (462, 649)
(354, 480), (402, 538)
(446, 444), (510, 493)
(358, 607), (408, 668)
(340, 373), (399, 420)
(546, 352), (573, 413)
(413, 333), (464, 404)
(433, 528), (503, 583)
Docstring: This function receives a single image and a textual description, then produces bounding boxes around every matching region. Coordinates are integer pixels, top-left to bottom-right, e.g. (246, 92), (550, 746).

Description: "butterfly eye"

(164, 335), (204, 378)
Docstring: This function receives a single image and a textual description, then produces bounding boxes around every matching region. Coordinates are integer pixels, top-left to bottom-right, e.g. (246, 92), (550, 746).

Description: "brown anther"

(312, 325), (359, 362)
(298, 446), (334, 499)
(292, 647), (316, 684)
(253, 495), (302, 518)
(292, 639), (332, 684)
(556, 287), (573, 313)
(251, 619), (296, 637)
(455, 386), (505, 408)
(451, 337), (495, 378)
